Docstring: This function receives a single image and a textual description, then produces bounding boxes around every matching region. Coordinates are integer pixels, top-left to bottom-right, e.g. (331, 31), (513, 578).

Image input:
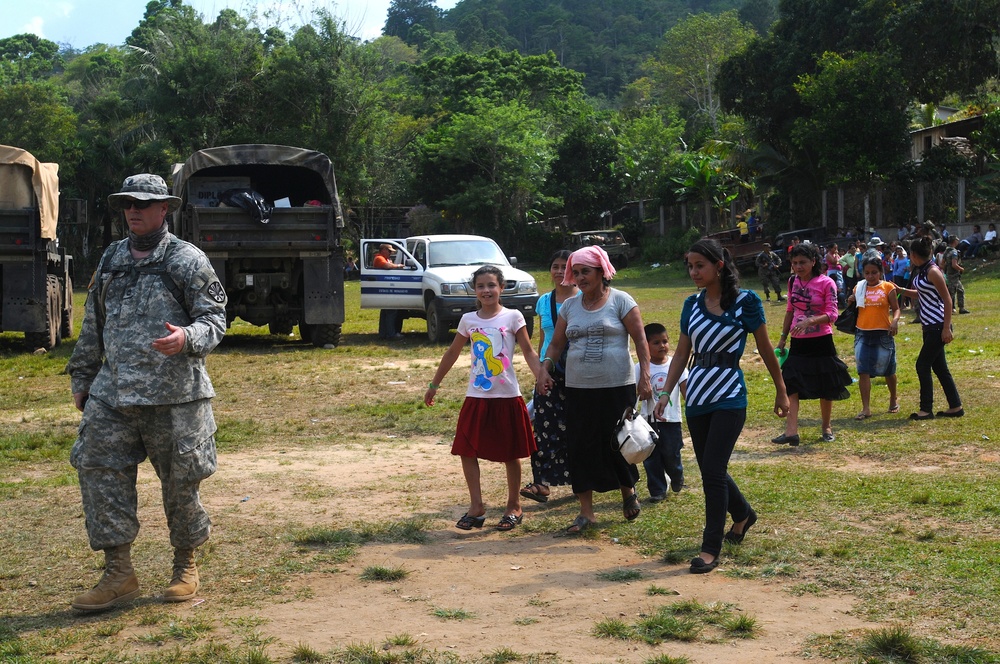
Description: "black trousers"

(686, 409), (751, 557)
(916, 324), (962, 413)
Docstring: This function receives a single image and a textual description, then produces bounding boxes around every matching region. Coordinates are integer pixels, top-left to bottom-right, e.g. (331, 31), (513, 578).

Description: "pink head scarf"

(562, 246), (616, 286)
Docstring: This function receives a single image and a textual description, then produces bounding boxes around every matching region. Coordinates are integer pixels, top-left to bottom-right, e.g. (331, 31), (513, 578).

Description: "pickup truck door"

(360, 239), (424, 310)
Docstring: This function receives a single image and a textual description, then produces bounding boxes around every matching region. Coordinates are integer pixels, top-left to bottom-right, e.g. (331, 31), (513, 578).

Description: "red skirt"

(452, 397), (536, 462)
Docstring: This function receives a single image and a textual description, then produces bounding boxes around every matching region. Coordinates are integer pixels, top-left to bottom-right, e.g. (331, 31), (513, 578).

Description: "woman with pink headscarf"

(536, 246), (652, 534)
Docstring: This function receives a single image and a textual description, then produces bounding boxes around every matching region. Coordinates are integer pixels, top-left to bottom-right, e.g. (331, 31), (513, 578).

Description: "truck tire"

(25, 275), (61, 351)
(298, 322), (313, 344)
(60, 276), (73, 339)
(310, 323), (342, 348)
(426, 301), (452, 343)
(614, 253), (629, 269)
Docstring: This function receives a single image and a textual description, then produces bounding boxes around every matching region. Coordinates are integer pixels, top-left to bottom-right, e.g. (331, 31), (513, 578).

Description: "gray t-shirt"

(559, 288), (638, 389)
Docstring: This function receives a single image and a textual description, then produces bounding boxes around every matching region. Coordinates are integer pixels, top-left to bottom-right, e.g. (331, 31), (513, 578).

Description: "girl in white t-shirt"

(425, 266), (542, 532)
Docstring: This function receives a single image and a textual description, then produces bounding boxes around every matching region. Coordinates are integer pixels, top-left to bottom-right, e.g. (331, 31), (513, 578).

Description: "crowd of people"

(67, 184), (980, 613)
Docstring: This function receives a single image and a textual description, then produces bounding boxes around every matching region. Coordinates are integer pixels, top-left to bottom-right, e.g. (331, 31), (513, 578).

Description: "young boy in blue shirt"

(635, 323), (688, 502)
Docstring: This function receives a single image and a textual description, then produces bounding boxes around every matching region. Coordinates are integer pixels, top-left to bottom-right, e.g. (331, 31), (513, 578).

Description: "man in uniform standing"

(66, 174), (227, 611)
(754, 242), (784, 302)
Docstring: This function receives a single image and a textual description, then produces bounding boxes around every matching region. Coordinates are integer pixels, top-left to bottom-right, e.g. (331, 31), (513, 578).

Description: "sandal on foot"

(854, 412), (872, 421)
(519, 483), (550, 503)
(888, 404), (900, 414)
(690, 556), (720, 574)
(623, 493), (641, 521)
(455, 513), (486, 530)
(565, 515), (594, 535)
(496, 513), (523, 531)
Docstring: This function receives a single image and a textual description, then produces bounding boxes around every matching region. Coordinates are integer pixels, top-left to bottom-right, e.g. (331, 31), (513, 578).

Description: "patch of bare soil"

(184, 439), (878, 663)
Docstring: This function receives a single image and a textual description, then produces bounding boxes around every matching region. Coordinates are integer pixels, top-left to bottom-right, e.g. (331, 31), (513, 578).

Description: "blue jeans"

(643, 421), (683, 497)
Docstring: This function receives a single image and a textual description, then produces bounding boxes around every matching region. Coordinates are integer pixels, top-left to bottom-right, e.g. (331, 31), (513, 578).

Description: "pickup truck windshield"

(428, 241), (507, 268)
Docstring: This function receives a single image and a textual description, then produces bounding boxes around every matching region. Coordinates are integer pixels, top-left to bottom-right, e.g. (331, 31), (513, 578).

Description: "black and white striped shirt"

(912, 262), (945, 326)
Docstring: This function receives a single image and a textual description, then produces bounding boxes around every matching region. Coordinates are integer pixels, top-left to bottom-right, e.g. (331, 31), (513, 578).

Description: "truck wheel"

(25, 275), (60, 351)
(298, 322), (313, 343)
(426, 301), (451, 343)
(615, 254), (629, 269)
(60, 276), (73, 339)
(310, 323), (342, 348)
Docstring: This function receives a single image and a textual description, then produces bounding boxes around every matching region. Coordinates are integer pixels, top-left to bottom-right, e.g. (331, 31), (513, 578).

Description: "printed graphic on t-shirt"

(468, 326), (511, 392)
(651, 368), (669, 400)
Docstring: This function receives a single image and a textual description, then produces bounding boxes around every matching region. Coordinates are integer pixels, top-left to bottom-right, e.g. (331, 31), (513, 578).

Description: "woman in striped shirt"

(899, 237), (963, 420)
(654, 239), (788, 574)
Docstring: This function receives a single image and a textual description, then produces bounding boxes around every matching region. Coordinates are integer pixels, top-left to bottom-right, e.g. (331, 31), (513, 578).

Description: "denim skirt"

(854, 329), (897, 377)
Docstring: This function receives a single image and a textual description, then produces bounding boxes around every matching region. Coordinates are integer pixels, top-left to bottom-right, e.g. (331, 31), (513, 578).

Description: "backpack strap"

(97, 237), (187, 327)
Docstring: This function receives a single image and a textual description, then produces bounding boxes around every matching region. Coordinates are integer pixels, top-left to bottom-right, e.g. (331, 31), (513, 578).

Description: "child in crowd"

(425, 266), (541, 532)
(636, 323), (688, 502)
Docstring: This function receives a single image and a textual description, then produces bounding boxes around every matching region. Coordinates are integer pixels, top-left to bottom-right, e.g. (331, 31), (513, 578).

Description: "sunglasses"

(120, 199), (156, 210)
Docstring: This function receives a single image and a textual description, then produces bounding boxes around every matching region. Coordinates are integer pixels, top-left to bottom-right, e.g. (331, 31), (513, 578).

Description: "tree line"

(1, 0), (999, 265)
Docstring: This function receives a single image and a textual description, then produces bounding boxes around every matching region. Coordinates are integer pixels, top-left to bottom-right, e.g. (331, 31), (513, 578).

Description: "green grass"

(359, 565), (408, 582)
(432, 607), (474, 620)
(596, 599), (757, 646)
(596, 567), (644, 582)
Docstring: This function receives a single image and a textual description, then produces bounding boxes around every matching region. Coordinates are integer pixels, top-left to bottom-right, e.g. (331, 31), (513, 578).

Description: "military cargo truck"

(171, 145), (345, 347)
(0, 146), (73, 350)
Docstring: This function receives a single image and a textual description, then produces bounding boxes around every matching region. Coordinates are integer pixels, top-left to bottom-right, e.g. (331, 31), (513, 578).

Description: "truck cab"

(360, 234), (538, 342)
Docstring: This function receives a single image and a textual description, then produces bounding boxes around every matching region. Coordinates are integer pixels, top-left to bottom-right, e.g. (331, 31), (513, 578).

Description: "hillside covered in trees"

(2, 0), (999, 267)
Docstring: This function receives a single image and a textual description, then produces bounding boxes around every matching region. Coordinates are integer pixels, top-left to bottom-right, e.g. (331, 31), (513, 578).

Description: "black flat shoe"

(909, 412), (935, 421)
(724, 508), (757, 545)
(936, 408), (965, 418)
(690, 556), (720, 574)
(771, 433), (800, 446)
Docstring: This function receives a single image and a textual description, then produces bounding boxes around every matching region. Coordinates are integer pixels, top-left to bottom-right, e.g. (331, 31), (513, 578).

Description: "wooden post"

(821, 189), (827, 228)
(917, 182), (925, 223)
(837, 187), (845, 230)
(957, 177), (966, 224)
(659, 205), (665, 236)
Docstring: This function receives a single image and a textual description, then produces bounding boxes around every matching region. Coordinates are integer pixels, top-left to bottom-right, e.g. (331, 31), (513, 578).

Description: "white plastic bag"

(614, 398), (658, 464)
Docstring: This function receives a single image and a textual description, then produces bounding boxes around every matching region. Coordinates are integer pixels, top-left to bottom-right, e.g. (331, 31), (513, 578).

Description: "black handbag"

(835, 302), (858, 334)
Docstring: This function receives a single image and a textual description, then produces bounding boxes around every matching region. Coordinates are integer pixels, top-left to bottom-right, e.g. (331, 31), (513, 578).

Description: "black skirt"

(782, 334), (852, 401)
(564, 384), (639, 494)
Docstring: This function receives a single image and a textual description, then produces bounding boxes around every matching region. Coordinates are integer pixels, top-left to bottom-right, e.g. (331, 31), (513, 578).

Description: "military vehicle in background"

(0, 146), (74, 350)
(171, 144), (345, 347)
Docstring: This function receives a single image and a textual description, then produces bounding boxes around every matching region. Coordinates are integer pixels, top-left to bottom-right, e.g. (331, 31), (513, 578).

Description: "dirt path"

(181, 439), (877, 663)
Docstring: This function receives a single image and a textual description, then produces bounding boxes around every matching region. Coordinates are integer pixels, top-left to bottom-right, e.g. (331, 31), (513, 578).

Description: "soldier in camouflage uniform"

(754, 243), (785, 302)
(66, 174), (227, 612)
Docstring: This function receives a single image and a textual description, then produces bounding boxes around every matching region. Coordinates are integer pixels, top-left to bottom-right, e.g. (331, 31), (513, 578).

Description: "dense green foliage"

(4, 0), (1000, 266)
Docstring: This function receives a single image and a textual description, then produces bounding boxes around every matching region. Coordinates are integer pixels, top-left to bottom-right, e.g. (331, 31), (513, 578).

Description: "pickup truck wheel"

(426, 302), (452, 343)
(60, 276), (73, 339)
(311, 323), (342, 348)
(614, 254), (629, 269)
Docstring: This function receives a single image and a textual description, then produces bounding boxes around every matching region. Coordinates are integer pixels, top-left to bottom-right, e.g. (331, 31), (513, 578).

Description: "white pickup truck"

(360, 234), (539, 342)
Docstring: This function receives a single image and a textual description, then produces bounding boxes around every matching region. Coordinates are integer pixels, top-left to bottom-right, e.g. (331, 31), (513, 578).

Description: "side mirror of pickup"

(509, 256), (518, 266)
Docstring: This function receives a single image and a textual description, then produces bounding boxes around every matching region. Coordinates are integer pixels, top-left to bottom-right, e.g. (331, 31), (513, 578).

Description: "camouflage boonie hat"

(108, 173), (182, 212)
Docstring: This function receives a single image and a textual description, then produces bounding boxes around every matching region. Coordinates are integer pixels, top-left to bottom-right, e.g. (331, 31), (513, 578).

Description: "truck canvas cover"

(0, 145), (59, 240)
(171, 144), (342, 222)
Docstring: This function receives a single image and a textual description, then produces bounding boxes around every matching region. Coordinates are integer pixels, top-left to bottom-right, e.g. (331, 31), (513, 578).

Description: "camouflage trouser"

(70, 397), (217, 551)
(758, 271), (782, 298)
(948, 276), (965, 311)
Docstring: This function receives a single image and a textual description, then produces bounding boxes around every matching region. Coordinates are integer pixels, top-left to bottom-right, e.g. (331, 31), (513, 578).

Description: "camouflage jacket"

(67, 233), (227, 406)
(755, 250), (780, 274)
